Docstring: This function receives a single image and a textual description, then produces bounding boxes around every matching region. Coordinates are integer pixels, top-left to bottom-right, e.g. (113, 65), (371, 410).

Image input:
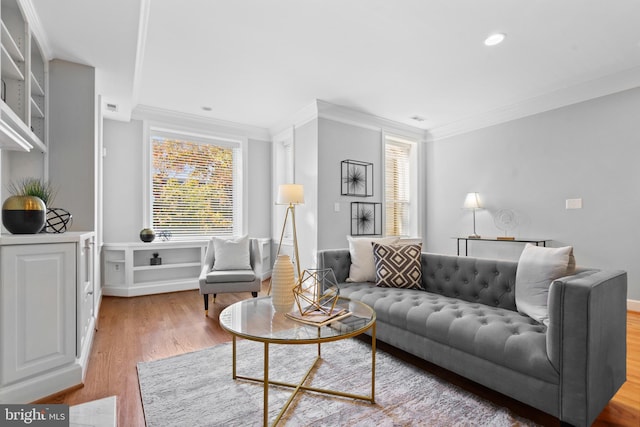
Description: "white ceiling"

(31, 0), (640, 137)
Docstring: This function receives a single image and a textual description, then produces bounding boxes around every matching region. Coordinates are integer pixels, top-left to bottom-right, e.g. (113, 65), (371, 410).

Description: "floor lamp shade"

(277, 184), (304, 205)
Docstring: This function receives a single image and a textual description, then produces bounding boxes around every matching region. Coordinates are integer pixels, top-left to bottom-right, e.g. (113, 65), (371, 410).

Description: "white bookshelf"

(0, 0), (47, 152)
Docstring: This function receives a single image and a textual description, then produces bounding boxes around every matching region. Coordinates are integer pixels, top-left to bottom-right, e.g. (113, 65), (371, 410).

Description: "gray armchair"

(198, 237), (261, 316)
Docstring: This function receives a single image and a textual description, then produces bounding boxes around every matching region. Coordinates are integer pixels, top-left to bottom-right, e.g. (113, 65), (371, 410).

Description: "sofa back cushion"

(421, 253), (518, 311)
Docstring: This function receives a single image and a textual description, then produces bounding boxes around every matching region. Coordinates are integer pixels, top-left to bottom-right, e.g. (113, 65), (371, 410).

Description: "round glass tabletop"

(219, 296), (375, 344)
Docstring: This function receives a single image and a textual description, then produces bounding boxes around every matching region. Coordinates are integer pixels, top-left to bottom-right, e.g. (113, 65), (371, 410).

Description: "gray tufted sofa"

(317, 249), (627, 427)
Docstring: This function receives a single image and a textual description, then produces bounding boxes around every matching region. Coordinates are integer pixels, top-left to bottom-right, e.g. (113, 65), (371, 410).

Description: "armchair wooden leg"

(213, 293), (217, 303)
(203, 294), (209, 316)
(251, 292), (258, 298)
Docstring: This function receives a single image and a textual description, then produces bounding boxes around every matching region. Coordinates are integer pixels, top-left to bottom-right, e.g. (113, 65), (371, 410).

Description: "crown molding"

(269, 101), (319, 136)
(130, 0), (150, 109)
(270, 99), (427, 140)
(316, 100), (427, 140)
(132, 105), (271, 141)
(428, 66), (640, 141)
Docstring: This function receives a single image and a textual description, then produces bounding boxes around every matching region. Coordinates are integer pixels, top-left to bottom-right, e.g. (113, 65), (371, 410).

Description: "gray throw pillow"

(515, 244), (574, 325)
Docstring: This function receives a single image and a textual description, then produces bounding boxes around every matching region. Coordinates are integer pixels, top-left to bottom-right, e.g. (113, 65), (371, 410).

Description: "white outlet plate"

(566, 198), (582, 209)
(334, 202), (340, 212)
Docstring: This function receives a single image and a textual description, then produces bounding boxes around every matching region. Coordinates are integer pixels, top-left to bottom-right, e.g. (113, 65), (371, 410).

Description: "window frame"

(142, 122), (248, 240)
(382, 133), (420, 238)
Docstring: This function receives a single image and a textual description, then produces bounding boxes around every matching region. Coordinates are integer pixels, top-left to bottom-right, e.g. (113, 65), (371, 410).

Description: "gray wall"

(102, 119), (271, 243)
(102, 120), (143, 242)
(49, 60), (96, 231)
(317, 118), (383, 250)
(292, 119), (319, 270)
(426, 87), (640, 300)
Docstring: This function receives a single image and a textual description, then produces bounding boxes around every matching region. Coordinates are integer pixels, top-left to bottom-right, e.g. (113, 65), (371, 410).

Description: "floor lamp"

(269, 184), (304, 294)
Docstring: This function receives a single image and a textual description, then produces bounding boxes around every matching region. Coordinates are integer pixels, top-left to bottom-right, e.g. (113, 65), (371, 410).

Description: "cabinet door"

(1, 243), (76, 385)
(77, 236), (95, 355)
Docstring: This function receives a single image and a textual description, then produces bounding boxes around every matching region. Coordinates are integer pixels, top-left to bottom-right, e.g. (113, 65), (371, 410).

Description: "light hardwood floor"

(41, 286), (640, 426)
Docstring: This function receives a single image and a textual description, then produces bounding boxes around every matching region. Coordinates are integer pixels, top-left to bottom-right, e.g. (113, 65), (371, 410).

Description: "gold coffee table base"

(231, 322), (376, 426)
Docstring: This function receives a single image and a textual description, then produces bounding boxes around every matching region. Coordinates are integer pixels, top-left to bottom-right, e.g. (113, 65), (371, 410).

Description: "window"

(384, 135), (417, 237)
(148, 128), (244, 238)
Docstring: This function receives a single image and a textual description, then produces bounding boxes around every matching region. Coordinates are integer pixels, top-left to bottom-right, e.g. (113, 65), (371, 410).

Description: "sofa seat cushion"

(206, 269), (255, 283)
(338, 282), (558, 384)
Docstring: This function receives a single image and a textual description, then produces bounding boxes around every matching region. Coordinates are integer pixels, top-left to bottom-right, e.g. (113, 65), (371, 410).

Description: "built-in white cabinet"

(0, 0), (47, 152)
(102, 241), (208, 297)
(0, 231), (96, 403)
(103, 238), (272, 297)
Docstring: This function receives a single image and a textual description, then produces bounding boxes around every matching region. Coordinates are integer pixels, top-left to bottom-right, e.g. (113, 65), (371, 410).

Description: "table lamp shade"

(463, 192), (481, 209)
(277, 184), (304, 205)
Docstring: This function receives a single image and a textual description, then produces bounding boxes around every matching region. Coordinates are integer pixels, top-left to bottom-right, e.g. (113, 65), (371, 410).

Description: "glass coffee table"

(219, 296), (376, 426)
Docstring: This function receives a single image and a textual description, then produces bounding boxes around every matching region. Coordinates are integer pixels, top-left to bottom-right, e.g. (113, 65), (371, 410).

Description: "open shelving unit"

(102, 241), (209, 297)
(0, 0), (47, 152)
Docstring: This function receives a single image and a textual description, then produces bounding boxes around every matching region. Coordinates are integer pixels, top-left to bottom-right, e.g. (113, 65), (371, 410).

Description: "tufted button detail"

(454, 265), (459, 271)
(494, 300), (500, 305)
(506, 287), (512, 292)
(484, 283), (489, 289)
(454, 291), (460, 297)
(445, 276), (450, 281)
(463, 279), (469, 284)
(474, 270), (478, 275)
(494, 271), (499, 276)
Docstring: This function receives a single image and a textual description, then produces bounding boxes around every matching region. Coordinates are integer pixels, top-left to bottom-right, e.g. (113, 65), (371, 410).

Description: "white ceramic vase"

(271, 254), (296, 312)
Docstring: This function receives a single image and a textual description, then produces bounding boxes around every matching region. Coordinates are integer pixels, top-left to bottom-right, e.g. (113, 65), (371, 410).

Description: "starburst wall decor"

(351, 202), (382, 235)
(341, 160), (373, 197)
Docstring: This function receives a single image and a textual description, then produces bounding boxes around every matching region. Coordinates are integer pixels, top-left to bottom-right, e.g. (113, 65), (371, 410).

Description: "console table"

(455, 237), (550, 256)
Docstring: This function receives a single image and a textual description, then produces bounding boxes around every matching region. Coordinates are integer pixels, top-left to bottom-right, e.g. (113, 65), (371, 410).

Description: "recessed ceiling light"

(484, 33), (506, 46)
(201, 106), (212, 111)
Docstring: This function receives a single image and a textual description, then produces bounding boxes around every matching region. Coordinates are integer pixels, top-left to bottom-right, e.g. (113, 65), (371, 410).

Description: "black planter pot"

(2, 196), (46, 234)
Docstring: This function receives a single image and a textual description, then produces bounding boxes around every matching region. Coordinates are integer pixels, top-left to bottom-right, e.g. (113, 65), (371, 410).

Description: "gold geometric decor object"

(293, 268), (339, 316)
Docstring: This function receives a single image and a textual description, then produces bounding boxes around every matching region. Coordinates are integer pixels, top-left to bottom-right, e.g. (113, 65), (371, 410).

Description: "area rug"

(137, 338), (538, 426)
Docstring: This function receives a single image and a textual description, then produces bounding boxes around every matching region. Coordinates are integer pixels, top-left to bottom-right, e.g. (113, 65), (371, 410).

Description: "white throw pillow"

(515, 244), (575, 325)
(346, 235), (399, 282)
(212, 235), (252, 271)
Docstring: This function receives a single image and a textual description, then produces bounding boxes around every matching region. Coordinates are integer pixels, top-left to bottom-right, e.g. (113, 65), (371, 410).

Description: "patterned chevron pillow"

(372, 243), (423, 289)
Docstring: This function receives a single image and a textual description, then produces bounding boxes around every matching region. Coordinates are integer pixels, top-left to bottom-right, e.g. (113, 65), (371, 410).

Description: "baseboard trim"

(628, 299), (640, 313)
(102, 280), (198, 297)
(0, 363), (82, 403)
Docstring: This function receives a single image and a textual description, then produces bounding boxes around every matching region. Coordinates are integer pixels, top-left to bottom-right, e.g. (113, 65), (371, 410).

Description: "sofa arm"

(547, 270), (627, 426)
(317, 249), (351, 283)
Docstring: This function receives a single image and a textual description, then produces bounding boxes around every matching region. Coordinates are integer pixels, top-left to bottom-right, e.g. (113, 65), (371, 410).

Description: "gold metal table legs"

(230, 322), (376, 426)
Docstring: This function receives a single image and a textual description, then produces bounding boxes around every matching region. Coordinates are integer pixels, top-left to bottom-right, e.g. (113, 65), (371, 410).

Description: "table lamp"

(463, 192), (482, 239)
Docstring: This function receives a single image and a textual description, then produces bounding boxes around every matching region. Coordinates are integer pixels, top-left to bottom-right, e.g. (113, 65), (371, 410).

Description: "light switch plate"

(334, 202), (340, 212)
(566, 198), (582, 209)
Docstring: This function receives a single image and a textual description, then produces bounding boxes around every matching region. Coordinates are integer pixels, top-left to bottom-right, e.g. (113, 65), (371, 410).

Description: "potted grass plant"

(2, 178), (63, 234)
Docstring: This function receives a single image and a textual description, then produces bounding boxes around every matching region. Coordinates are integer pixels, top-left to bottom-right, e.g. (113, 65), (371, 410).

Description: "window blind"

(385, 140), (411, 236)
(151, 136), (239, 237)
